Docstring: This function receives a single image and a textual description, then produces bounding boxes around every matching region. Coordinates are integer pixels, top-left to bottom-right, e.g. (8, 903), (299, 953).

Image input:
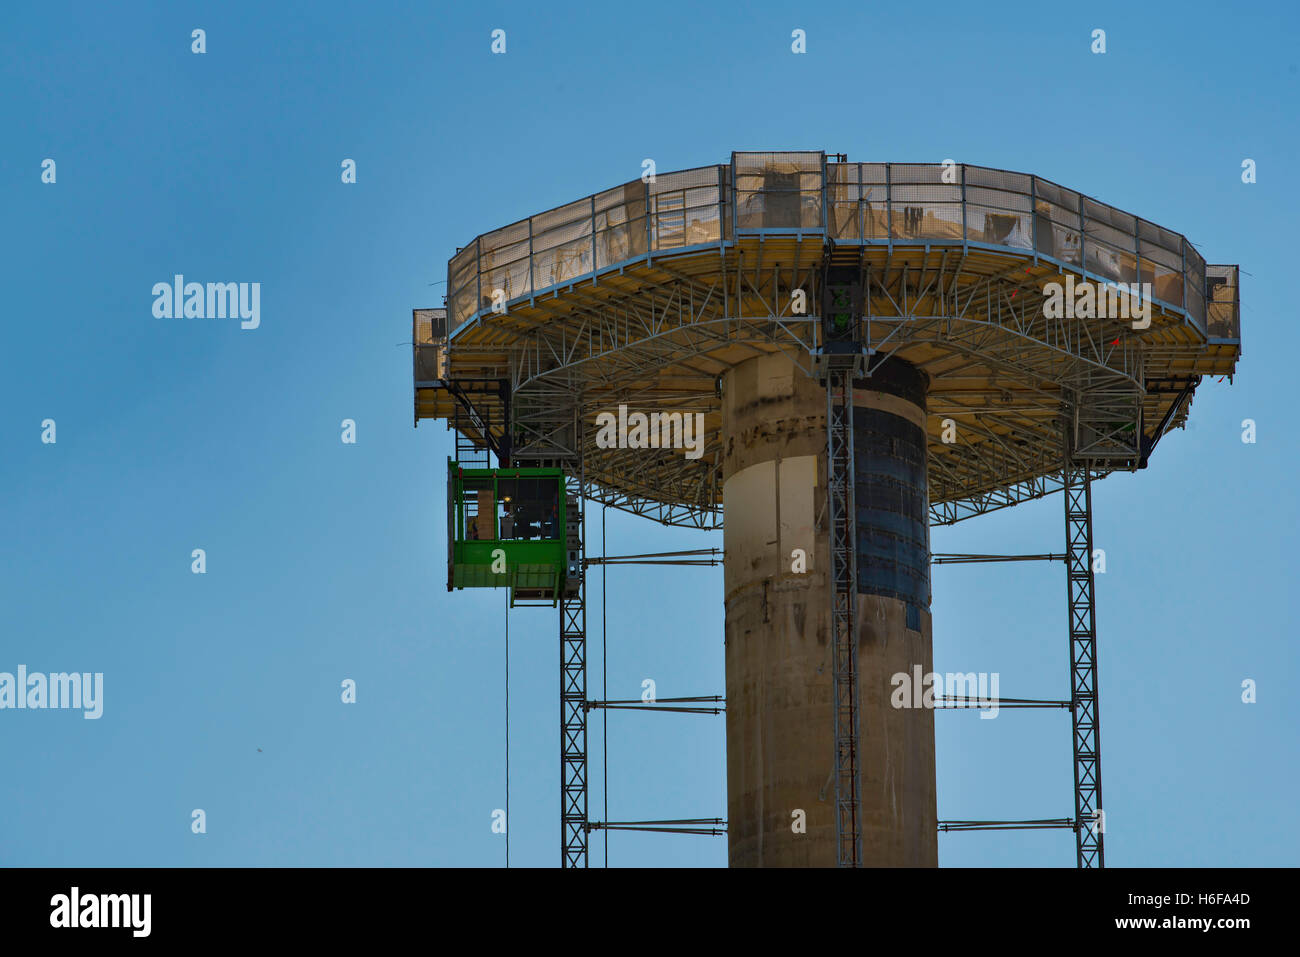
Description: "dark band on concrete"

(853, 355), (929, 407)
(852, 358), (930, 610)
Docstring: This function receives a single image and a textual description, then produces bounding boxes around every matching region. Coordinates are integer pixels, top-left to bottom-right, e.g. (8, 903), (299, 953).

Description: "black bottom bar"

(1, 867), (1277, 943)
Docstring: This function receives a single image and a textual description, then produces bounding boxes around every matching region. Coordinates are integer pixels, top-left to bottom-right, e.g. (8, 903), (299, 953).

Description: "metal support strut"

(1064, 463), (1104, 868)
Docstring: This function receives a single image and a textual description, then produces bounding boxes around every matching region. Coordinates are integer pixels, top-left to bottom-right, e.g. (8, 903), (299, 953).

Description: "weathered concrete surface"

(721, 352), (937, 867)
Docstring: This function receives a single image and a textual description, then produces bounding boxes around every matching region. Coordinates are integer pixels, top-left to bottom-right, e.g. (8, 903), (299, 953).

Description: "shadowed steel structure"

(413, 151), (1241, 868)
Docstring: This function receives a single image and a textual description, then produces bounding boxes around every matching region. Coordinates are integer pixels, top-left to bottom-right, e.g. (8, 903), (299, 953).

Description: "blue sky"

(0, 0), (1295, 867)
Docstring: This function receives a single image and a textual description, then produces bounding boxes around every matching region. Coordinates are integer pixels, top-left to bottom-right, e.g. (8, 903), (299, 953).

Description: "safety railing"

(444, 154), (1233, 342)
(412, 308), (446, 382)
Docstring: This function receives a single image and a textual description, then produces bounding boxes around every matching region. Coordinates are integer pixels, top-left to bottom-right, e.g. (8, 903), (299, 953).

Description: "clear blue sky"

(1, 0), (1295, 867)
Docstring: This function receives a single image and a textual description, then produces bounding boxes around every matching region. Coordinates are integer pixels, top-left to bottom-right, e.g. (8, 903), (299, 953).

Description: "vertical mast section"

(821, 256), (865, 867)
(826, 369), (862, 867)
(560, 457), (588, 867)
(1064, 459), (1104, 868)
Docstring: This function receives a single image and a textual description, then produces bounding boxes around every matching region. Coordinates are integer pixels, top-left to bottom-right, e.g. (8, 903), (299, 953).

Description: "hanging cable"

(601, 504), (608, 868)
(505, 591), (510, 868)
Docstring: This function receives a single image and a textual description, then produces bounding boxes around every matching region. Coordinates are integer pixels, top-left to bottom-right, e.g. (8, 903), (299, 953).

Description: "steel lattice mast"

(825, 367), (862, 866)
(1064, 459), (1104, 867)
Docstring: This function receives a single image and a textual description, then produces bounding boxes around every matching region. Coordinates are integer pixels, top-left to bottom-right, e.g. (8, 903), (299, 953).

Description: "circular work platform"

(414, 152), (1241, 528)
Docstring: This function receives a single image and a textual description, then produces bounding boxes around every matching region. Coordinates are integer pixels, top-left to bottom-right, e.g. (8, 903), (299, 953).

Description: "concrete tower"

(721, 352), (937, 866)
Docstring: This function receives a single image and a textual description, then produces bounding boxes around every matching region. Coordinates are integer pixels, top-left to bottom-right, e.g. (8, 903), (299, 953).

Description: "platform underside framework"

(418, 243), (1236, 530)
(415, 155), (1241, 867)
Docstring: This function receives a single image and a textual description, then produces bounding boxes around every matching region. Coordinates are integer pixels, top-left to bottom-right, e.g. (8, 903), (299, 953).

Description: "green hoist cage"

(447, 460), (569, 606)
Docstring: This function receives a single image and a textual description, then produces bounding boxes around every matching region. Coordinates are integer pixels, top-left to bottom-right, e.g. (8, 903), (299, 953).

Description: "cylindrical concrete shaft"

(721, 352), (937, 867)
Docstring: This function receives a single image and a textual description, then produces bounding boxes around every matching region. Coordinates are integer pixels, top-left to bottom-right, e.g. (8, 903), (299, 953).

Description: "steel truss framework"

(560, 467), (588, 867)
(1063, 461), (1105, 867)
(429, 238), (1214, 531)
